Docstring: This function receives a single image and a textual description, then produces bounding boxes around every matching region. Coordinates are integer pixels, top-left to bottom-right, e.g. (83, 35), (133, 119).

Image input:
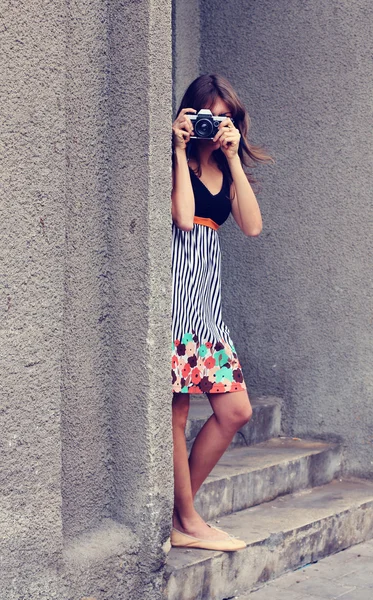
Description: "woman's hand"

(172, 108), (196, 151)
(213, 117), (241, 160)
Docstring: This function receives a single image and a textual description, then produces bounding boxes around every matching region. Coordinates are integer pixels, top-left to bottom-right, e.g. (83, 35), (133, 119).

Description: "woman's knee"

(212, 392), (253, 431)
(228, 402), (253, 429)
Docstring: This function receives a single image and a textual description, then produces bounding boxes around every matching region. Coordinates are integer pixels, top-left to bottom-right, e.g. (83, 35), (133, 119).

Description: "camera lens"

(195, 118), (213, 138)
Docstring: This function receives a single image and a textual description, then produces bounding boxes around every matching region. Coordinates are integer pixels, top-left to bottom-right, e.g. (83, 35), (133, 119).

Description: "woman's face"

(202, 97), (233, 148)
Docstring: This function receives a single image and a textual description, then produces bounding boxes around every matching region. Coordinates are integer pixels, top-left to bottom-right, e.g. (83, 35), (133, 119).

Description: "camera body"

(188, 109), (231, 140)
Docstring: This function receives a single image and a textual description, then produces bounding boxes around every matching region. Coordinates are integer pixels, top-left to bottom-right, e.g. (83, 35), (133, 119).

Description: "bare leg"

(172, 392), (193, 521)
(188, 390), (252, 498)
(172, 392), (232, 540)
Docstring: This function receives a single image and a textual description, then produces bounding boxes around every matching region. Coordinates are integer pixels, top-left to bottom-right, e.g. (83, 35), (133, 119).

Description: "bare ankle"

(174, 509), (202, 530)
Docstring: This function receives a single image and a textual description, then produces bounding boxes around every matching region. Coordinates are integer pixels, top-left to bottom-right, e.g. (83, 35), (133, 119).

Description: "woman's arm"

(171, 108), (196, 231)
(228, 155), (262, 237)
(214, 119), (263, 237)
(172, 147), (195, 231)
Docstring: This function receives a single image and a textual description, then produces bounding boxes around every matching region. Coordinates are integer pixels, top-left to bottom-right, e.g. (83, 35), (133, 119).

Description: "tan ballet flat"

(206, 523), (231, 537)
(170, 527), (246, 551)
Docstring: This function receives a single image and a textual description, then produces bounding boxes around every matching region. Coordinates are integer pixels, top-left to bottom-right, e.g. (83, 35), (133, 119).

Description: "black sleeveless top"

(189, 166), (232, 227)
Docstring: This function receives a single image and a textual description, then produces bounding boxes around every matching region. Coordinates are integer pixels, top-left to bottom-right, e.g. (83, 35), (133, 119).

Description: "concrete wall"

(0, 1), (173, 598)
(172, 0), (201, 111)
(199, 0), (373, 477)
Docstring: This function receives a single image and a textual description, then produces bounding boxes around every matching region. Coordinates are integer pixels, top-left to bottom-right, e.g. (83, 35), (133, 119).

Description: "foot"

(172, 510), (231, 541)
(171, 527), (246, 551)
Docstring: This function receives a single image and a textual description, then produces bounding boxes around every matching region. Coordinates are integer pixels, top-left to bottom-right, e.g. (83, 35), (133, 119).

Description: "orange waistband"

(193, 216), (219, 230)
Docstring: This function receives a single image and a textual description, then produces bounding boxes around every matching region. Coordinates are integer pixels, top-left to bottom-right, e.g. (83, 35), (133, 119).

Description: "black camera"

(188, 109), (232, 140)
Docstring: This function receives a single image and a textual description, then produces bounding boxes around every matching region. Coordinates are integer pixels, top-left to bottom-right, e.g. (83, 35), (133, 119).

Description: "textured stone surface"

(0, 0), (67, 573)
(165, 479), (373, 600)
(1, 0), (173, 598)
(194, 437), (341, 521)
(186, 395), (282, 451)
(172, 0), (200, 112)
(237, 539), (373, 599)
(59, 521), (143, 600)
(199, 0), (373, 478)
(1, 520), (141, 600)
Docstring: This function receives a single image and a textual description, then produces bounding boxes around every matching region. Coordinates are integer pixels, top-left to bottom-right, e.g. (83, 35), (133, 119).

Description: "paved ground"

(236, 539), (373, 600)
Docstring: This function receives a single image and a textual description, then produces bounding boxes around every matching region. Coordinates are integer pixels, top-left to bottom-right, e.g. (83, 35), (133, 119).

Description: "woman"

(171, 74), (272, 551)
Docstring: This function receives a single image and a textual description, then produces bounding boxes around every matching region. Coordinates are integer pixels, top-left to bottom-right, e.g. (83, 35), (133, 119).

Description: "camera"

(188, 109), (233, 140)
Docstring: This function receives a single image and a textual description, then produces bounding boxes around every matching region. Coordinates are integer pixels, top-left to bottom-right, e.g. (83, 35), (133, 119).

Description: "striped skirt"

(171, 222), (246, 394)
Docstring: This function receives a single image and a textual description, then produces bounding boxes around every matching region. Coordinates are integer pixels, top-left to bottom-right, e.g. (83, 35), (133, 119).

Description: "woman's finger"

(213, 126), (234, 142)
(173, 122), (191, 138)
(177, 107), (197, 120)
(182, 117), (194, 132)
(212, 128), (225, 142)
(176, 117), (193, 133)
(219, 131), (240, 148)
(220, 117), (233, 128)
(220, 127), (240, 139)
(181, 129), (192, 142)
(180, 107), (197, 114)
(175, 109), (196, 132)
(172, 127), (192, 149)
(220, 135), (239, 147)
(220, 129), (239, 139)
(173, 127), (190, 140)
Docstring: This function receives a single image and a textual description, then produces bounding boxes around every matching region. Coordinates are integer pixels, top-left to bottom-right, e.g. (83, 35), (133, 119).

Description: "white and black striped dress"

(171, 167), (246, 395)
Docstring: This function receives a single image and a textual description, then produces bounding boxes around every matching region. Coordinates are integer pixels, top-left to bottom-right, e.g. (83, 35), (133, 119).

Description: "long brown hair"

(175, 73), (273, 189)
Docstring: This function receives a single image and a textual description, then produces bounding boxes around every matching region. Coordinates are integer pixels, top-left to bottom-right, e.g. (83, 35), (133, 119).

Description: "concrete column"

(1, 0), (173, 598)
(1, 0), (66, 583)
(200, 0), (373, 477)
(108, 0), (173, 553)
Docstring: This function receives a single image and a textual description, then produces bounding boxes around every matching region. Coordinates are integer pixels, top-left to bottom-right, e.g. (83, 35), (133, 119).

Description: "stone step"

(186, 395), (282, 451)
(194, 437), (341, 521)
(164, 478), (373, 600)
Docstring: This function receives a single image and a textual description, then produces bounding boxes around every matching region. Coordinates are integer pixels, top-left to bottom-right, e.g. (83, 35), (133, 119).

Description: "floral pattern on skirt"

(171, 331), (246, 394)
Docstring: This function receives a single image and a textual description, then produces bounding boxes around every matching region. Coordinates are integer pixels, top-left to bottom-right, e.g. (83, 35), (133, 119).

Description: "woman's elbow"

(179, 223), (194, 232)
(173, 217), (194, 232)
(243, 224), (262, 237)
(249, 226), (262, 237)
